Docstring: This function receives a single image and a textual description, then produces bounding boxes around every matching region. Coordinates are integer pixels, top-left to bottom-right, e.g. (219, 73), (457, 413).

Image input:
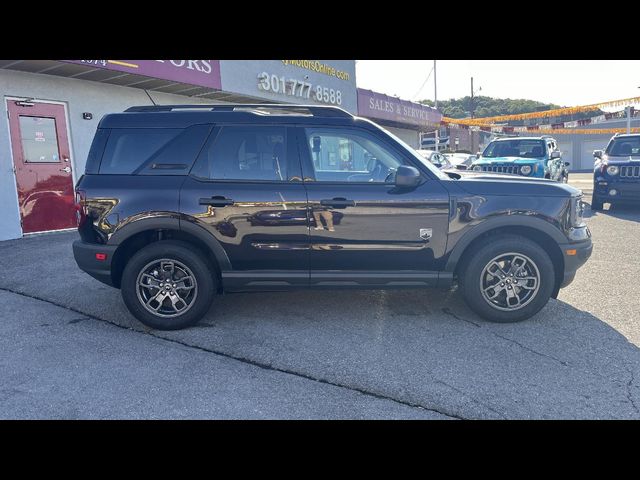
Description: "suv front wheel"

(121, 240), (216, 330)
(459, 235), (555, 323)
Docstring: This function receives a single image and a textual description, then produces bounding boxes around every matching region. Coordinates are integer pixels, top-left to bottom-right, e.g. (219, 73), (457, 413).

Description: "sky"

(355, 61), (640, 109)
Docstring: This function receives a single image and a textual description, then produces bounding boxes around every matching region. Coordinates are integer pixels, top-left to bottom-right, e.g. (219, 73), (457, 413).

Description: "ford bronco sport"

(73, 104), (592, 330)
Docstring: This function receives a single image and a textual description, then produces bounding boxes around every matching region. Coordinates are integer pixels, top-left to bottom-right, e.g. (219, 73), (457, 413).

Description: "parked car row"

(418, 136), (570, 183)
(427, 131), (640, 210)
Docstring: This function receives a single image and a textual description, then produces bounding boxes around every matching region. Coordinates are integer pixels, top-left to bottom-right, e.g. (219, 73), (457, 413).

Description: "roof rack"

(124, 104), (353, 118)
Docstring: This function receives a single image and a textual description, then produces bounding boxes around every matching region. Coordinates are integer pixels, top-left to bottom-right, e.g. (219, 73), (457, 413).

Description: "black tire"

(562, 172), (569, 183)
(459, 235), (555, 323)
(121, 240), (216, 330)
(591, 193), (604, 211)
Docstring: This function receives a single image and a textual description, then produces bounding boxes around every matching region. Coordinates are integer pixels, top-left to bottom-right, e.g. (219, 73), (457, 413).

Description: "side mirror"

(395, 165), (422, 188)
(551, 151), (561, 159)
(593, 150), (603, 159)
(476, 152), (481, 159)
(564, 162), (570, 167)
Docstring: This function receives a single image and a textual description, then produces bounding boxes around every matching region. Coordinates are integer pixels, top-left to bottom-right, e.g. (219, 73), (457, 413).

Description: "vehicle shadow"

(172, 287), (640, 420)
(2, 231), (639, 419)
(583, 200), (640, 223)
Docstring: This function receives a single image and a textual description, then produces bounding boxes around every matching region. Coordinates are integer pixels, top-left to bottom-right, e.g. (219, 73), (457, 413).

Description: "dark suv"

(592, 133), (640, 210)
(73, 104), (592, 330)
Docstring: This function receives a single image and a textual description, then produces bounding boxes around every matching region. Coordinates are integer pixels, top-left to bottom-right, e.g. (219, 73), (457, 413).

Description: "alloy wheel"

(136, 258), (198, 318)
(480, 252), (541, 311)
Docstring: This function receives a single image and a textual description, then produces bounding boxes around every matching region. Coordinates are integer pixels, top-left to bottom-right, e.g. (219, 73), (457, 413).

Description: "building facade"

(0, 60), (440, 241)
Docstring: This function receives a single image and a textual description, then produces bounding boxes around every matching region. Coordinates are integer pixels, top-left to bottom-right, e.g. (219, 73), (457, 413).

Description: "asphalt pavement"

(1, 173), (639, 419)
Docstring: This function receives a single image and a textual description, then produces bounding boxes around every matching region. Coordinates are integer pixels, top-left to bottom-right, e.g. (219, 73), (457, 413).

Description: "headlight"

(606, 165), (619, 175)
(570, 196), (585, 227)
(473, 165), (482, 172)
(520, 165), (532, 175)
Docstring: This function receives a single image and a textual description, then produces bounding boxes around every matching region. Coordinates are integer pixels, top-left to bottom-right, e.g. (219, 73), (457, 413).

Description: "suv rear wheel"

(121, 240), (216, 330)
(459, 235), (555, 323)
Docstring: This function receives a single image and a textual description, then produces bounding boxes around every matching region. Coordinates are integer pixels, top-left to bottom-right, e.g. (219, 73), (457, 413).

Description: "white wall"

(0, 69), (222, 241)
(384, 126), (420, 149)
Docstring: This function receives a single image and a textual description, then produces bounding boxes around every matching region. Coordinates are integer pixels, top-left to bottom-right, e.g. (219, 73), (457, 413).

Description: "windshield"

(482, 139), (546, 158)
(371, 123), (449, 180)
(605, 136), (640, 156)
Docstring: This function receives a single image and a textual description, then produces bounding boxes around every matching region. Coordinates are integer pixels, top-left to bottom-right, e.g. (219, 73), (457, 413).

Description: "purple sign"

(62, 60), (222, 90)
(357, 88), (441, 128)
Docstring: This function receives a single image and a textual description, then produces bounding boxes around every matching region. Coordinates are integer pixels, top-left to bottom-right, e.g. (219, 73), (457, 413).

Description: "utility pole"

(470, 77), (475, 118)
(627, 105), (631, 134)
(434, 60), (439, 153)
(470, 76), (475, 153)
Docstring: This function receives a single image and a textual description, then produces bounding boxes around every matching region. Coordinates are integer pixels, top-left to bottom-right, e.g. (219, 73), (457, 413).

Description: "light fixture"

(14, 97), (34, 107)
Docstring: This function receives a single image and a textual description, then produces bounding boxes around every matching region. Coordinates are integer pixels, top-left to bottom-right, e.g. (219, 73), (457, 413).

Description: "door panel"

(180, 125), (309, 286)
(7, 100), (75, 233)
(297, 125), (450, 277)
(305, 182), (450, 274)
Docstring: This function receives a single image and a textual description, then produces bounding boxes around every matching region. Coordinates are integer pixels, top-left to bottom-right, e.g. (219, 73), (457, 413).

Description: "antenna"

(144, 89), (157, 106)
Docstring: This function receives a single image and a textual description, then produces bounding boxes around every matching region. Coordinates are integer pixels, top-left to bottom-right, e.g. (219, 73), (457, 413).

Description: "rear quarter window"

(99, 128), (181, 174)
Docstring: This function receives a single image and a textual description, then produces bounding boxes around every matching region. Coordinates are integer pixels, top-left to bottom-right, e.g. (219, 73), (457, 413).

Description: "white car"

(444, 153), (476, 170)
(416, 149), (452, 169)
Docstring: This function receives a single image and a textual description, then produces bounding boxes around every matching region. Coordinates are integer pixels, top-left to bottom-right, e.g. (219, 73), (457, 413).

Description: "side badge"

(419, 228), (432, 240)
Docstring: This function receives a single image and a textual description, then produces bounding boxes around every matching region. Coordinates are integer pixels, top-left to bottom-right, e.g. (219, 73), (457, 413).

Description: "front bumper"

(594, 177), (640, 203)
(72, 240), (118, 287)
(558, 236), (593, 288)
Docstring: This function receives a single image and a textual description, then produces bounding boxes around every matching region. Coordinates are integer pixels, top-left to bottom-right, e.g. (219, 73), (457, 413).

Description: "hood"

(474, 156), (541, 165)
(604, 156), (640, 165)
(444, 169), (580, 197)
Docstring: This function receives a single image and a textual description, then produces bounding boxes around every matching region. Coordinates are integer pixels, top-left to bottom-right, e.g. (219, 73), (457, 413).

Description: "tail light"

(75, 189), (87, 227)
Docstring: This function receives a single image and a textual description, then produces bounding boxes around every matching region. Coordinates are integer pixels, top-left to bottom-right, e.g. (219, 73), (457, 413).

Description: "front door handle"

(320, 198), (355, 208)
(199, 196), (234, 207)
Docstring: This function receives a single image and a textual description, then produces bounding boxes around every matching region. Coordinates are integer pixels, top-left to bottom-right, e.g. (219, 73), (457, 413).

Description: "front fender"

(444, 214), (567, 273)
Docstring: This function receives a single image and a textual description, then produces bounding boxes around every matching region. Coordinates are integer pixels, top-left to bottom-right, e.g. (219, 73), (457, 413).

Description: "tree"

(419, 96), (601, 122)
(419, 96), (561, 119)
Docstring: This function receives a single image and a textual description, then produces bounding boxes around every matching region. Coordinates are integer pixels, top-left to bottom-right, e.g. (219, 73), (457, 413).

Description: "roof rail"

(124, 104), (353, 118)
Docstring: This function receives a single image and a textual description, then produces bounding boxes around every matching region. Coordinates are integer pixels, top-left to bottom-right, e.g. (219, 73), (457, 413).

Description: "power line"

(411, 65), (435, 101)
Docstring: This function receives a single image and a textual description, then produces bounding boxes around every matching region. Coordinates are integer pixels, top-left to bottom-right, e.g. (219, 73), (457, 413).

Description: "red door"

(7, 100), (76, 234)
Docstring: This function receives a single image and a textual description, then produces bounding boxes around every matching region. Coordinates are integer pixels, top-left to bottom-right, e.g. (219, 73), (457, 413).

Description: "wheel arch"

(446, 217), (566, 297)
(108, 216), (230, 289)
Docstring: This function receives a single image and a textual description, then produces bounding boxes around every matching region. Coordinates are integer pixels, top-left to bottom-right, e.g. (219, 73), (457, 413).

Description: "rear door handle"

(199, 196), (234, 207)
(320, 198), (355, 208)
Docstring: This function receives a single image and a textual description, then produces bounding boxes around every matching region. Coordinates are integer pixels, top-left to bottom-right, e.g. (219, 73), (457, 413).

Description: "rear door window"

(191, 125), (296, 182)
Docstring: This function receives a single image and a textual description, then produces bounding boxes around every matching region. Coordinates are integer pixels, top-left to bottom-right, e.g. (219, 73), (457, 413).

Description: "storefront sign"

(357, 88), (441, 128)
(219, 60), (358, 114)
(62, 60), (222, 89)
(281, 60), (351, 81)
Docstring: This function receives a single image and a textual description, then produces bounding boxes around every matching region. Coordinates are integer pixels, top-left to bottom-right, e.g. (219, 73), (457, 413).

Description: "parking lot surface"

(1, 173), (639, 419)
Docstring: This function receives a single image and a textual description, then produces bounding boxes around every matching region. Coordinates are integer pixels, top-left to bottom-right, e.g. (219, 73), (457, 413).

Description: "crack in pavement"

(0, 286), (466, 420)
(489, 330), (571, 367)
(441, 308), (481, 328)
(625, 367), (639, 414)
(441, 307), (571, 367)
